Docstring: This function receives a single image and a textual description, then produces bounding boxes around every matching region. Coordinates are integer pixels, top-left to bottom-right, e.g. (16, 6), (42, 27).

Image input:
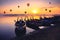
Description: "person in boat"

(15, 20), (26, 37)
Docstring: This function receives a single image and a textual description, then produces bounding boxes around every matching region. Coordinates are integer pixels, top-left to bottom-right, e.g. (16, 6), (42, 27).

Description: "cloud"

(0, 0), (60, 7)
(0, 0), (22, 6)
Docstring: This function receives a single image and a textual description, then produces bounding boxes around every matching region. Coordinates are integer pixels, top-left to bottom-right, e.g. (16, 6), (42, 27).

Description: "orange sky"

(0, 0), (60, 15)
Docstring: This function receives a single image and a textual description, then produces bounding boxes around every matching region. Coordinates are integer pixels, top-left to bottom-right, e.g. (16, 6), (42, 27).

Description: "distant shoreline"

(0, 14), (55, 17)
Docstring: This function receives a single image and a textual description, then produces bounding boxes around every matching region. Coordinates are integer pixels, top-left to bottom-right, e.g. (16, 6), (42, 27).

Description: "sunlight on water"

(0, 16), (36, 39)
(0, 15), (53, 40)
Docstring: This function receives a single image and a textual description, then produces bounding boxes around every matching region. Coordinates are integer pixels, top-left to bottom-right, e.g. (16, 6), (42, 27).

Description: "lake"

(0, 16), (37, 40)
(0, 15), (53, 40)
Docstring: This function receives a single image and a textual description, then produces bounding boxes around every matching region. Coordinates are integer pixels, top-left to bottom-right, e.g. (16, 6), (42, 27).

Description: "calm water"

(0, 16), (36, 40)
(0, 16), (53, 40)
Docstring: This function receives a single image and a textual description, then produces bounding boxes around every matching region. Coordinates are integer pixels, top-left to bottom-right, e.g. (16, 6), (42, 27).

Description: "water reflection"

(12, 15), (60, 40)
(0, 16), (35, 40)
(0, 16), (53, 40)
(0, 17), (16, 40)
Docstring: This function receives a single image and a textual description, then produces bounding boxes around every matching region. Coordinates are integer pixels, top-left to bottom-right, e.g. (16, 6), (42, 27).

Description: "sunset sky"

(0, 0), (60, 15)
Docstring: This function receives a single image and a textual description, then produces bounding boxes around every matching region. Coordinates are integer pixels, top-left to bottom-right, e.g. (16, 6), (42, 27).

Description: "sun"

(32, 10), (38, 14)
